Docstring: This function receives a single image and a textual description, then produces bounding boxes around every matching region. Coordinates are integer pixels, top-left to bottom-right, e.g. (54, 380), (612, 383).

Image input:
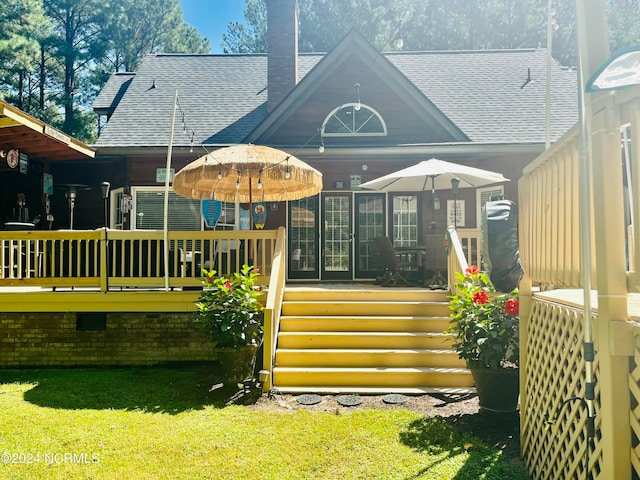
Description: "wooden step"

(272, 366), (474, 389)
(270, 285), (467, 394)
(279, 316), (451, 333)
(283, 287), (449, 302)
(275, 348), (466, 368)
(282, 301), (450, 317)
(277, 331), (453, 350)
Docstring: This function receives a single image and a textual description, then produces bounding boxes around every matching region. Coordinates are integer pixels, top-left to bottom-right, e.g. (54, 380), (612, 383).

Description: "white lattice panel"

(629, 334), (640, 478)
(522, 299), (603, 479)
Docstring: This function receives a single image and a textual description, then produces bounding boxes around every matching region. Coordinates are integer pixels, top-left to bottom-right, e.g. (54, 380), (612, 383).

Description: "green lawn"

(0, 365), (529, 479)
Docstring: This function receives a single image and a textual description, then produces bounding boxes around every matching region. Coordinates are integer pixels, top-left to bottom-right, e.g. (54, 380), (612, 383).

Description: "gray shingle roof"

(92, 72), (135, 114)
(387, 50), (577, 143)
(93, 47), (577, 148)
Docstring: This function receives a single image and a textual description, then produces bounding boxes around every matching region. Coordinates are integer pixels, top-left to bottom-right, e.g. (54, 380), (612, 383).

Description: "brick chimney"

(267, 0), (298, 112)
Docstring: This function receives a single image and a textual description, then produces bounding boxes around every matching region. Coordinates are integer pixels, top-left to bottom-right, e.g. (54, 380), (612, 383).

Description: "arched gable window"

(321, 103), (387, 137)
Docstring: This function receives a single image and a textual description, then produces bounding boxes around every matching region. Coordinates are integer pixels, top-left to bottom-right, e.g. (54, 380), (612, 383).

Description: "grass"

(0, 365), (530, 479)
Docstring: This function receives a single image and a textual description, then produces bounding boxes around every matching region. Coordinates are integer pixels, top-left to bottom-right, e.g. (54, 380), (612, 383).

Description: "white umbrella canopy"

(359, 158), (509, 192)
(173, 144), (323, 203)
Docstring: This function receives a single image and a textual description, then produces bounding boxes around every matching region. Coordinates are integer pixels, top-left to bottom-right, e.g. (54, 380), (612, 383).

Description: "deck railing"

(518, 126), (593, 290)
(262, 227), (287, 393)
(446, 227), (481, 291)
(0, 228), (279, 290)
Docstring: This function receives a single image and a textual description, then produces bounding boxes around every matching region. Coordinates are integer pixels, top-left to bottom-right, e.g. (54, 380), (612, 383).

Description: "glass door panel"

(355, 193), (385, 278)
(288, 196), (319, 280)
(321, 194), (352, 281)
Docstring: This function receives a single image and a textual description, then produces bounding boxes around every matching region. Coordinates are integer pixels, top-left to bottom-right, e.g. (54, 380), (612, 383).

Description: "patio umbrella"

(173, 144), (323, 204)
(358, 158), (508, 192)
(359, 158), (508, 229)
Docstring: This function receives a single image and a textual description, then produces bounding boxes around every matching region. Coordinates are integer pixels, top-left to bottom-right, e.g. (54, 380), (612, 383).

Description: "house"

(5, 1), (640, 476)
(63, 0), (578, 283)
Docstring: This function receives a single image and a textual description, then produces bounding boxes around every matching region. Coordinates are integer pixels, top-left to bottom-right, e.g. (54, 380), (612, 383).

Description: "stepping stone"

(337, 394), (362, 407)
(382, 393), (408, 405)
(296, 394), (322, 405)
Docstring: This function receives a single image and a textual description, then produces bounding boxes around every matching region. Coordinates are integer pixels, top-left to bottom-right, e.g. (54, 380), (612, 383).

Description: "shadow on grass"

(400, 414), (529, 480)
(0, 363), (262, 415)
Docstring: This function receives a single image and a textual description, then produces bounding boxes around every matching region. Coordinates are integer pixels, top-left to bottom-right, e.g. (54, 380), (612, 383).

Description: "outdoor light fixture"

(451, 177), (460, 195)
(65, 188), (77, 229)
(318, 141), (325, 153)
(354, 83), (361, 111)
(100, 181), (110, 228)
(585, 44), (640, 93)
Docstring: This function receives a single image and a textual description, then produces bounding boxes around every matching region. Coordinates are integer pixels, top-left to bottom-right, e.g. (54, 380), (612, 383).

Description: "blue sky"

(180, 0), (247, 53)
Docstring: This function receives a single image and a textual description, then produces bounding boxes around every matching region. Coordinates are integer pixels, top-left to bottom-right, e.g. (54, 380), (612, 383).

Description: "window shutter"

(134, 190), (201, 230)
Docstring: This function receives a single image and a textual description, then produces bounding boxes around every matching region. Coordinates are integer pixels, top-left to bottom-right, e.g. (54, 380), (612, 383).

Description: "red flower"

(505, 299), (519, 316)
(465, 265), (479, 277)
(206, 273), (216, 284)
(224, 281), (233, 291)
(472, 291), (489, 304)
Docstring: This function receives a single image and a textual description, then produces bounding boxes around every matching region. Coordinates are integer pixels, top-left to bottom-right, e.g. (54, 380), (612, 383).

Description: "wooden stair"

(272, 286), (474, 394)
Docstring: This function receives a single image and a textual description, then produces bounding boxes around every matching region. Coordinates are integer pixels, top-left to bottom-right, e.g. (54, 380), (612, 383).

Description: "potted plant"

(195, 264), (264, 384)
(446, 265), (520, 417)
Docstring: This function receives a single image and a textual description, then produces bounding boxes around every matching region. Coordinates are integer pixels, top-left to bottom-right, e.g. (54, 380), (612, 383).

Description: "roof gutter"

(94, 142), (546, 159)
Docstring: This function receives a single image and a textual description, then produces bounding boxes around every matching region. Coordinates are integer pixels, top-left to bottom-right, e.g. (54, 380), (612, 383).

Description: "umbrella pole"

(163, 89), (178, 291)
(430, 176), (436, 230)
(248, 177), (253, 265)
(249, 176), (253, 230)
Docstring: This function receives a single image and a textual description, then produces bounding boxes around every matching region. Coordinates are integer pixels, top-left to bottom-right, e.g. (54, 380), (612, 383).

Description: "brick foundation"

(0, 312), (218, 366)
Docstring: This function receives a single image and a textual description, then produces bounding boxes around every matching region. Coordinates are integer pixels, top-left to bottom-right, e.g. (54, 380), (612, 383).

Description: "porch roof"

(0, 101), (95, 162)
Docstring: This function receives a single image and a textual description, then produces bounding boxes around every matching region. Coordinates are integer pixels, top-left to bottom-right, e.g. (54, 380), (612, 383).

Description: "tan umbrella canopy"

(173, 144), (323, 203)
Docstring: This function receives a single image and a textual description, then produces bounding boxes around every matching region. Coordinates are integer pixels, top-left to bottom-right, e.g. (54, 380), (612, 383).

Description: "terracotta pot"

(216, 345), (259, 384)
(469, 366), (519, 418)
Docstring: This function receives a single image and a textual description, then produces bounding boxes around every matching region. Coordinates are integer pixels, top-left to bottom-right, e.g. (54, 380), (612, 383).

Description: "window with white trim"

(321, 103), (387, 137)
(110, 188), (124, 230)
(476, 186), (505, 227)
(215, 202), (239, 230)
(392, 195), (418, 247)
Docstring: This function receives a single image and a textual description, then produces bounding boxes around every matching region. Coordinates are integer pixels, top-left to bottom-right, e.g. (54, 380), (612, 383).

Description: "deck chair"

(373, 237), (414, 287)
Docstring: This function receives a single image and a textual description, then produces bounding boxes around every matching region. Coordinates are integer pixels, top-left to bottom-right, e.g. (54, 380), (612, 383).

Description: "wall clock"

(6, 149), (18, 169)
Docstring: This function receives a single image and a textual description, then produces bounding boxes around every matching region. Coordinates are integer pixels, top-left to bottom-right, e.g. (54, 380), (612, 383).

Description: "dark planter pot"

(469, 366), (519, 418)
(216, 345), (259, 384)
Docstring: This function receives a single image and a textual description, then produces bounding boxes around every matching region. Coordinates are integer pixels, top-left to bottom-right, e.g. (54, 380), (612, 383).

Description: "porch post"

(99, 227), (108, 292)
(517, 175), (532, 455)
(578, 1), (631, 478)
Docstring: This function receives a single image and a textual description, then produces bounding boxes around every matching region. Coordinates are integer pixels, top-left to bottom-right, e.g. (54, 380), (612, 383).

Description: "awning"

(0, 100), (95, 163)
